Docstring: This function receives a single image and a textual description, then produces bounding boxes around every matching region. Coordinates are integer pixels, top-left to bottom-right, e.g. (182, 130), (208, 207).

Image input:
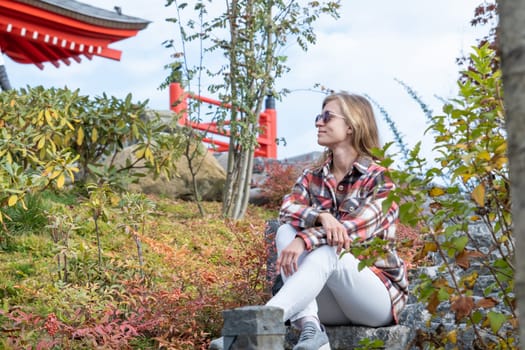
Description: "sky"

(3, 0), (489, 161)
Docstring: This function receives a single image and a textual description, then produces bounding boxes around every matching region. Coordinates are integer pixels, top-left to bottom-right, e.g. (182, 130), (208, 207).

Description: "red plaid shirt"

(279, 155), (408, 322)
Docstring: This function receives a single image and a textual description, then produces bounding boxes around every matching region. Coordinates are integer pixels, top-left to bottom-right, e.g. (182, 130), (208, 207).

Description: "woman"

(266, 92), (408, 350)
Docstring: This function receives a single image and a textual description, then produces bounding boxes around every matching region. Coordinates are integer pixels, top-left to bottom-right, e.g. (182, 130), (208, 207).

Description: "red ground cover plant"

(259, 161), (303, 208)
(114, 218), (272, 349)
(396, 223), (425, 270)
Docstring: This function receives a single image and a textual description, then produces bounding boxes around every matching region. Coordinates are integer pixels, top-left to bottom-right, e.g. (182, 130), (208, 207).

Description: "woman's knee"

(275, 224), (298, 252)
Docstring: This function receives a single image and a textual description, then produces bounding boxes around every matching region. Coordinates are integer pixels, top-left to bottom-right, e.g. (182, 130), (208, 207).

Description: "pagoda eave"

(0, 0), (149, 69)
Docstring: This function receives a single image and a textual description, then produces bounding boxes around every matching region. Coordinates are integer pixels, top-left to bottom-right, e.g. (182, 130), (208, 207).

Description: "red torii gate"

(169, 82), (278, 159)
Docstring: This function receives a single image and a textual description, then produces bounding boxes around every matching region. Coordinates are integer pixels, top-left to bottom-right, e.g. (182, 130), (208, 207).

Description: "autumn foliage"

(259, 161), (303, 208)
(0, 199), (272, 349)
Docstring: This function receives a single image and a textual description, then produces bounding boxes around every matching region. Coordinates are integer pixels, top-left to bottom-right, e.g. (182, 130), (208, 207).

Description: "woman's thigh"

(323, 253), (393, 327)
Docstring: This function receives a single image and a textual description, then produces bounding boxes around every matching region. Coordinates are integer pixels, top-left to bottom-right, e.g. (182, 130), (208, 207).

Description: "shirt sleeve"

(278, 170), (324, 230)
(277, 168), (329, 250)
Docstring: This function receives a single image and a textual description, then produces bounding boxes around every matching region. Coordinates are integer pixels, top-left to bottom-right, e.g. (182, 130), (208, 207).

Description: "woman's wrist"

(316, 211), (328, 224)
(294, 236), (306, 249)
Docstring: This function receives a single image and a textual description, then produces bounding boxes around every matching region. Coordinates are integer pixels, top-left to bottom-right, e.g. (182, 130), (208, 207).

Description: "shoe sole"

(320, 344), (331, 350)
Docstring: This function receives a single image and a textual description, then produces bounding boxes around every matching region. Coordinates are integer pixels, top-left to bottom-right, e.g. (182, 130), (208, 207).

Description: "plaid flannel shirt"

(278, 155), (409, 322)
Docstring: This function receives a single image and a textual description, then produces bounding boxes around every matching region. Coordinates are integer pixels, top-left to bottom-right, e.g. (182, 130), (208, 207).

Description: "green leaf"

(453, 235), (469, 252)
(487, 311), (506, 333)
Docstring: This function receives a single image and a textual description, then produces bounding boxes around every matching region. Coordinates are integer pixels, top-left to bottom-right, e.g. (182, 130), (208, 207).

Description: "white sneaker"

(293, 321), (331, 350)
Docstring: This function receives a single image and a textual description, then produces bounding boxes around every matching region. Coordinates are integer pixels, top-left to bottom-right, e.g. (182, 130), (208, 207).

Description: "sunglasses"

(315, 110), (346, 124)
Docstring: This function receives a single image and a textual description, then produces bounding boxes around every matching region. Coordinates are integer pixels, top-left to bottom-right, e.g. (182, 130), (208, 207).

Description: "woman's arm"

(295, 165), (398, 251)
(278, 170), (326, 229)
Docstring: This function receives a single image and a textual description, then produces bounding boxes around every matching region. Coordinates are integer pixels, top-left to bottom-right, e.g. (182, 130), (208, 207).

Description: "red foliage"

(94, 219), (273, 349)
(396, 223), (426, 269)
(44, 313), (60, 336)
(259, 161), (302, 208)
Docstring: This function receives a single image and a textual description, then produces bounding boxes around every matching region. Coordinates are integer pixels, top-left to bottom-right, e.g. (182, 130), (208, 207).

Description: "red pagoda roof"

(0, 0), (150, 69)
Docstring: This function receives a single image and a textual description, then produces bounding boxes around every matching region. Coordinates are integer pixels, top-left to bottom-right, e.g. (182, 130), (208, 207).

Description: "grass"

(0, 190), (275, 349)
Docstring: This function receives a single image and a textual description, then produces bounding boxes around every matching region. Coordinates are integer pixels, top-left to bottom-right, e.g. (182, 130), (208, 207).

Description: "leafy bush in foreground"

(385, 43), (515, 349)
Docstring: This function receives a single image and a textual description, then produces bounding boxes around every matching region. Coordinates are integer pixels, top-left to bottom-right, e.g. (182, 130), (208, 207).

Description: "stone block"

(284, 324), (412, 350)
(218, 305), (286, 350)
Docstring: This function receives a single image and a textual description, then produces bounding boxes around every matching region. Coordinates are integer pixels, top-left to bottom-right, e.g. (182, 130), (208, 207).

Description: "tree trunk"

(499, 0), (525, 345)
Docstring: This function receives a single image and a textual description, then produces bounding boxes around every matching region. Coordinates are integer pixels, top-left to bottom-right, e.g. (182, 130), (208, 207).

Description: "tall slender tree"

(166, 0), (340, 219)
(499, 0), (525, 344)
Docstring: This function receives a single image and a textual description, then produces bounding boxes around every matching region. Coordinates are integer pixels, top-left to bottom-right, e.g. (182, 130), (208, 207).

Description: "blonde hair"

(320, 92), (381, 161)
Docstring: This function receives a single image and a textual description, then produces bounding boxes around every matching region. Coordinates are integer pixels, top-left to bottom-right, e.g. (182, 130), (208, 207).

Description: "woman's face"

(316, 100), (352, 149)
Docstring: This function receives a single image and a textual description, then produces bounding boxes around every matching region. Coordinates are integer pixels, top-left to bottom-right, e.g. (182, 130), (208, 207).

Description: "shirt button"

(337, 184), (344, 191)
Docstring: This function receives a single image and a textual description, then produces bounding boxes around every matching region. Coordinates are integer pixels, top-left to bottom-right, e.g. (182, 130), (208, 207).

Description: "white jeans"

(266, 224), (393, 327)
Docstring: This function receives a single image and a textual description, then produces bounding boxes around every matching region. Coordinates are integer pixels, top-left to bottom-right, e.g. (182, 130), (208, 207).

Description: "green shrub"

(2, 193), (48, 234)
(385, 43), (515, 349)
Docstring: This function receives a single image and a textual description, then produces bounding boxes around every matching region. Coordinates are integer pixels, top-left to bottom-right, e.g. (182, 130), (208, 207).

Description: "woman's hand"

(276, 237), (306, 277)
(318, 212), (350, 254)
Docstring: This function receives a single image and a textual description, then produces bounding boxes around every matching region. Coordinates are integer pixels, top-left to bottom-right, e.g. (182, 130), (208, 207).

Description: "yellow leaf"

(492, 156), (507, 170)
(56, 174), (65, 189)
(77, 127), (84, 146)
(37, 136), (46, 150)
(65, 120), (75, 130)
(471, 184), (485, 207)
(462, 271), (479, 288)
(8, 194), (18, 207)
(415, 242), (438, 261)
(132, 123), (139, 138)
(10, 99), (15, 107)
(495, 142), (507, 155)
(461, 173), (473, 184)
(50, 170), (61, 180)
(429, 187), (445, 197)
(447, 329), (457, 344)
(44, 109), (52, 124)
(92, 128), (98, 143)
(145, 147), (153, 162)
(50, 140), (57, 153)
(135, 147), (145, 159)
(42, 166), (52, 176)
(110, 195), (120, 206)
(66, 169), (78, 181)
(477, 151), (491, 161)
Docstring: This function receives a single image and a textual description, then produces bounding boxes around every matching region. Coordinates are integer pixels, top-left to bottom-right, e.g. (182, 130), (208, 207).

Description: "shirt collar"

(321, 154), (372, 177)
